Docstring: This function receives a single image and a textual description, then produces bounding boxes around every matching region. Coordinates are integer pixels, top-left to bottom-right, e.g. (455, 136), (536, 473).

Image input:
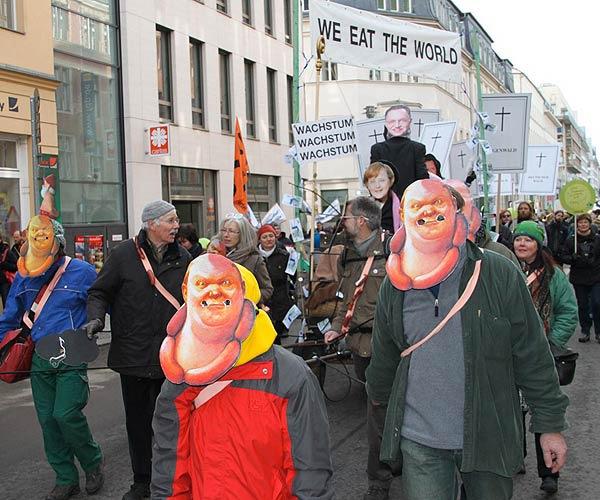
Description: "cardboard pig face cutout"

(386, 179), (468, 290)
(160, 254), (256, 385)
(444, 179), (481, 243)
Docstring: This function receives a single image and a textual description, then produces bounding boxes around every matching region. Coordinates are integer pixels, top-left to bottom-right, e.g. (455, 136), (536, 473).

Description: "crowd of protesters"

(0, 104), (591, 500)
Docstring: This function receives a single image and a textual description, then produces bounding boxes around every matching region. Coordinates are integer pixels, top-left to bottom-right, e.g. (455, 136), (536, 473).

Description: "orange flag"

(233, 118), (249, 214)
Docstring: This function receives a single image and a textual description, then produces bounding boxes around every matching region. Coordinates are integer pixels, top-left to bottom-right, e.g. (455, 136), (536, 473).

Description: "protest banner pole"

(309, 35), (325, 280)
(472, 34), (491, 226)
(292, 0), (302, 218)
(496, 174), (502, 222)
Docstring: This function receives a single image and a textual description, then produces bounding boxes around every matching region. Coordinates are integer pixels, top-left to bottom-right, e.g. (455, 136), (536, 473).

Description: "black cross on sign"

(536, 152), (546, 168)
(494, 106), (511, 132)
(431, 133), (442, 151)
(414, 118), (425, 138)
(457, 150), (467, 169)
(369, 129), (384, 143)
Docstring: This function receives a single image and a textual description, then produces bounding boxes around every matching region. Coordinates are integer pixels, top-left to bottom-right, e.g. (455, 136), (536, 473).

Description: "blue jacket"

(0, 257), (97, 343)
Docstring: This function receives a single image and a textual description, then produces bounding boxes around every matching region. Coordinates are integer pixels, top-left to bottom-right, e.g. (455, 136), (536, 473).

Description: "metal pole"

(472, 34), (490, 226)
(292, 0), (301, 208)
(496, 174), (502, 225)
(309, 36), (325, 280)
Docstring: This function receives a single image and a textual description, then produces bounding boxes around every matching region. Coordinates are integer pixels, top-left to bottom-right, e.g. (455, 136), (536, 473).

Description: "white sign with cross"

(481, 94), (531, 173)
(519, 144), (560, 195)
(419, 121), (456, 174)
(354, 109), (440, 182)
(448, 140), (476, 181)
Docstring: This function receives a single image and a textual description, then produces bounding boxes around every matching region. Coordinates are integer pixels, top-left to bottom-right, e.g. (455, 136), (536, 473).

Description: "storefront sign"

(0, 91), (30, 120)
(148, 124), (170, 157)
(310, 0), (462, 83)
(38, 154), (58, 169)
(81, 72), (97, 151)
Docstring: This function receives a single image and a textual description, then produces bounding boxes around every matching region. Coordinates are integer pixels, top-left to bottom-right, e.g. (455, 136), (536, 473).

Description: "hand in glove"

(83, 318), (104, 340)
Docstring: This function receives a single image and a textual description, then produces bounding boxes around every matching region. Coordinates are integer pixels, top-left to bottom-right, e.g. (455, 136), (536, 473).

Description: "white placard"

(261, 203), (287, 226)
(310, 0), (462, 83)
(289, 218), (305, 243)
(283, 304), (302, 330)
(487, 174), (514, 196)
(481, 94), (531, 173)
(282, 194), (303, 209)
(419, 121), (456, 175)
(316, 199), (341, 223)
(354, 109), (439, 182)
(285, 249), (299, 276)
(292, 116), (357, 164)
(519, 145), (560, 195)
(448, 141), (476, 182)
(317, 318), (332, 333)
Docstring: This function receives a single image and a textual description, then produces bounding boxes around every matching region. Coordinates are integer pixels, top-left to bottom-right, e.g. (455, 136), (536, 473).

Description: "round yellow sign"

(559, 179), (596, 215)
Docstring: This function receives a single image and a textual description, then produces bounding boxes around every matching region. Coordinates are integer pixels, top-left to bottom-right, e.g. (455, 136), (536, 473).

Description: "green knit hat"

(514, 221), (544, 246)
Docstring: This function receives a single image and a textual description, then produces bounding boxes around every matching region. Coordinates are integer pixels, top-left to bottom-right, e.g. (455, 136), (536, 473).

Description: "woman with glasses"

(363, 161), (399, 233)
(218, 215), (273, 305)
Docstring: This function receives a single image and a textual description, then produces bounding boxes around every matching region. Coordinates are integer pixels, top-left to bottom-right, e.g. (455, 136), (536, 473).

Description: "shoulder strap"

(135, 237), (181, 310)
(23, 256), (72, 330)
(400, 259), (482, 358)
(340, 255), (375, 335)
(193, 380), (233, 408)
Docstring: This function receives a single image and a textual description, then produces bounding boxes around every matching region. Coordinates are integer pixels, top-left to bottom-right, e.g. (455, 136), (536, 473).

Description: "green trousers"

(30, 353), (102, 485)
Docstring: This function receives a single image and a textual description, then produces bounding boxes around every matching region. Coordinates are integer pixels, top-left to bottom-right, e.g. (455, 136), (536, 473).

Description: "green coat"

(365, 241), (568, 477)
(546, 267), (578, 348)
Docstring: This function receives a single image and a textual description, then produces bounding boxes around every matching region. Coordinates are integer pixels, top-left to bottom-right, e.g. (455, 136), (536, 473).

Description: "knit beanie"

(514, 221), (544, 246)
(257, 224), (276, 239)
(141, 200), (176, 223)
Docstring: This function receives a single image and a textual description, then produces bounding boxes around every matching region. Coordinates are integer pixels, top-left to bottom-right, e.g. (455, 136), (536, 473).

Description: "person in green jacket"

(365, 179), (569, 500)
(513, 221), (577, 494)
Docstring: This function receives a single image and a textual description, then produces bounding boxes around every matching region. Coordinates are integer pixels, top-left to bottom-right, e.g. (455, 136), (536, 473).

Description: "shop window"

(248, 174), (279, 221)
(0, 140), (17, 169)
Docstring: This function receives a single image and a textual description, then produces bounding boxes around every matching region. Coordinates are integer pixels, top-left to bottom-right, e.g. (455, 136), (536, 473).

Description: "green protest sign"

(559, 179), (596, 215)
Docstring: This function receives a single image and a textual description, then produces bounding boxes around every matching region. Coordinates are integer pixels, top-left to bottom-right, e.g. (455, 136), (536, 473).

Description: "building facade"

(0, 0), (59, 240)
(120, 0), (297, 238)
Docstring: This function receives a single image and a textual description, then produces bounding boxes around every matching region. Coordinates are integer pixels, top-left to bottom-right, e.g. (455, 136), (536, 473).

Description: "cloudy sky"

(454, 0), (600, 151)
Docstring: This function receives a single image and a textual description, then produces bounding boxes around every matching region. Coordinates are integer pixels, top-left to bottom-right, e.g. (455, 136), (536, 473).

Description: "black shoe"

(363, 485), (390, 500)
(540, 476), (558, 494)
(45, 484), (80, 500)
(122, 482), (150, 500)
(85, 463), (105, 495)
(578, 333), (590, 343)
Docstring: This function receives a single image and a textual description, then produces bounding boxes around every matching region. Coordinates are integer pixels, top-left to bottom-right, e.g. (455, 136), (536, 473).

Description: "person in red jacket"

(151, 254), (333, 499)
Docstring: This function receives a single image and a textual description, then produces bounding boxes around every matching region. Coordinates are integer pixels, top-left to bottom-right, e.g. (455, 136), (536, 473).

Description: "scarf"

(258, 245), (276, 258)
(522, 255), (552, 334)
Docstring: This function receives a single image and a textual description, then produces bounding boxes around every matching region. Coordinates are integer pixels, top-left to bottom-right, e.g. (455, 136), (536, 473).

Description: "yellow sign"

(559, 179), (596, 215)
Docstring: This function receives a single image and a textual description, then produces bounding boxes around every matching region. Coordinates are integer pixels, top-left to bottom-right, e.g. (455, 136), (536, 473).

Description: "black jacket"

(370, 136), (428, 200)
(559, 232), (600, 286)
(87, 229), (191, 378)
(0, 242), (17, 285)
(188, 242), (203, 259)
(546, 221), (569, 260)
(263, 245), (294, 324)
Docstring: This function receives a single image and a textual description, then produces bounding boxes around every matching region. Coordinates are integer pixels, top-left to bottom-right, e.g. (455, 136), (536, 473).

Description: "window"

(244, 60), (256, 138)
(52, 5), (69, 41)
(0, 0), (16, 30)
(322, 61), (338, 81)
(283, 0), (292, 44)
(266, 68), (278, 142)
(242, 0), (252, 25)
(156, 26), (173, 121)
(219, 49), (232, 133)
(369, 69), (382, 80)
(302, 0), (310, 11)
(248, 174), (279, 220)
(216, 0), (228, 14)
(264, 0), (273, 36)
(189, 38), (205, 128)
(55, 66), (73, 113)
(0, 140), (17, 169)
(377, 0), (411, 12)
(321, 189), (348, 208)
(287, 75), (294, 145)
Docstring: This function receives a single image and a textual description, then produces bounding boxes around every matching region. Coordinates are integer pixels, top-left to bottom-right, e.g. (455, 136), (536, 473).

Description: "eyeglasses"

(220, 228), (240, 235)
(161, 216), (180, 225)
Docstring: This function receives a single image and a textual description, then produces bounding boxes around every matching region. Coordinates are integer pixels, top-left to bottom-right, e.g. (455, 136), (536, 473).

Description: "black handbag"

(549, 343), (578, 386)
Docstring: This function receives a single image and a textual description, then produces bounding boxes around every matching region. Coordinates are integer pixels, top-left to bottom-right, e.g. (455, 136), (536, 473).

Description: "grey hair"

(219, 215), (257, 250)
(349, 196), (382, 231)
(141, 216), (163, 231)
(384, 104), (412, 119)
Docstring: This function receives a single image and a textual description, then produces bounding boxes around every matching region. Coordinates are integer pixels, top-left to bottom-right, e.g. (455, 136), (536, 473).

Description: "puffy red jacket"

(151, 346), (334, 499)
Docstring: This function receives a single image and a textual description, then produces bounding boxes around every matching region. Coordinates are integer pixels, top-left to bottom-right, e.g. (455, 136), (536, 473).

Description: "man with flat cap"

(84, 200), (191, 500)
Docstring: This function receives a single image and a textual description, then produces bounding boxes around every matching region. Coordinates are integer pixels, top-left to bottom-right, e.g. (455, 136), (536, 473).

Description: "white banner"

(481, 94), (531, 173)
(354, 109), (440, 182)
(487, 174), (514, 196)
(310, 0), (462, 83)
(420, 121), (456, 175)
(448, 141), (476, 182)
(519, 144), (560, 195)
(292, 116), (357, 164)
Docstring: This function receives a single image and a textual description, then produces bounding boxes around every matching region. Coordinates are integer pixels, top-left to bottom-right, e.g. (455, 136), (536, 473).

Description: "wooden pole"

(309, 35), (325, 280)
